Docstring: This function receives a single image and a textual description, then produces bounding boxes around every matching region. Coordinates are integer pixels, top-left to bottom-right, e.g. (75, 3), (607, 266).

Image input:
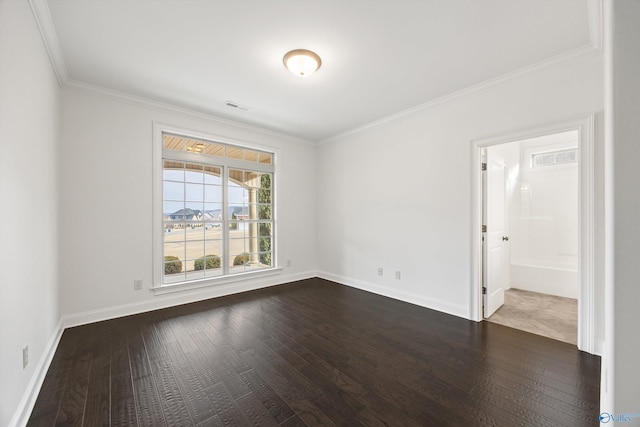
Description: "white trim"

(317, 271), (468, 319)
(152, 122), (277, 290)
(470, 115), (597, 355)
(320, 45), (602, 145)
(587, 0), (604, 53)
(8, 319), (64, 427)
(27, 0), (68, 86)
(152, 268), (283, 295)
(29, 0), (602, 147)
(601, 0), (614, 406)
(66, 77), (316, 146)
(63, 271), (316, 329)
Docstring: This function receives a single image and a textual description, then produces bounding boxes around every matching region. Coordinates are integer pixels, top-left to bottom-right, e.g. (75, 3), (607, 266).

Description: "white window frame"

(152, 122), (280, 293)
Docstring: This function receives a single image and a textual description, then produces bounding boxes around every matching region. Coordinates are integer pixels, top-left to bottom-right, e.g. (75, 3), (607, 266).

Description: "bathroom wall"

(497, 130), (579, 299)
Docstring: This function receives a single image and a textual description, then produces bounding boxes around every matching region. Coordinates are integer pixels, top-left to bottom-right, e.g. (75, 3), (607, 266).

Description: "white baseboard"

(594, 339), (604, 357)
(9, 319), (64, 427)
(317, 271), (469, 319)
(62, 270), (316, 328)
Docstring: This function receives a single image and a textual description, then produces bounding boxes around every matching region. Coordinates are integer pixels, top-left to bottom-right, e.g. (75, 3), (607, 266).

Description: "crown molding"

(320, 0), (603, 144)
(588, 0), (604, 53)
(62, 78), (316, 146)
(28, 0), (68, 86)
(27, 0), (316, 147)
(29, 0), (602, 147)
(319, 42), (602, 145)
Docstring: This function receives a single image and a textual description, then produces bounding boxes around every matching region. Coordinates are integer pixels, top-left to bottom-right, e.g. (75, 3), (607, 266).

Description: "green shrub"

(164, 256), (182, 274)
(233, 252), (250, 266)
(194, 254), (221, 270)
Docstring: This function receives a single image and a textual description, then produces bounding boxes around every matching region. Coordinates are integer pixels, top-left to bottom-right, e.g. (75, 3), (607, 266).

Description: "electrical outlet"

(134, 279), (143, 290)
(395, 271), (401, 280)
(377, 267), (383, 276)
(286, 259), (291, 267)
(23, 346), (28, 369)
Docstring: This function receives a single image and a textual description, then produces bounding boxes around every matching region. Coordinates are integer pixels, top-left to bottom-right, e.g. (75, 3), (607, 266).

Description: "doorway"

(482, 133), (579, 345)
(470, 116), (595, 354)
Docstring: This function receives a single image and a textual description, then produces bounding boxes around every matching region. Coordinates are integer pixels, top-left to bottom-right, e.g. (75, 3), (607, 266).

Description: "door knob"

(502, 236), (509, 241)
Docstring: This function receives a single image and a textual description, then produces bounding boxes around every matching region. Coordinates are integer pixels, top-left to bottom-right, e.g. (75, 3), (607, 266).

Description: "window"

(154, 127), (275, 288)
(531, 147), (578, 168)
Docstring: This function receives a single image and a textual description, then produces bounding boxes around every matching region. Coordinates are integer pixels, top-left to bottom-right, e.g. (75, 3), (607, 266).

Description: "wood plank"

(26, 278), (600, 427)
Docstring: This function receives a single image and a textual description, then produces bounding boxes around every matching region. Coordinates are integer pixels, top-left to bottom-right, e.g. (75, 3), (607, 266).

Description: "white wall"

(58, 90), (317, 323)
(0, 1), (61, 426)
(317, 54), (604, 334)
(495, 132), (580, 299)
(603, 0), (640, 417)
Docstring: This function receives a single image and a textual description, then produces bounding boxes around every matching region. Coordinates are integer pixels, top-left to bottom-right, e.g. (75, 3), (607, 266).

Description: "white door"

(483, 150), (507, 318)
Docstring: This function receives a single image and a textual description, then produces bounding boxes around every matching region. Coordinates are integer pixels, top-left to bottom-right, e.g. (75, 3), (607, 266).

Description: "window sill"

(151, 267), (283, 295)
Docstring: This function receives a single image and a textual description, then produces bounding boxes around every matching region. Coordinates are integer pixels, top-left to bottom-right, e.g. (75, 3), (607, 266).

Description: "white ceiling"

(41, 0), (597, 143)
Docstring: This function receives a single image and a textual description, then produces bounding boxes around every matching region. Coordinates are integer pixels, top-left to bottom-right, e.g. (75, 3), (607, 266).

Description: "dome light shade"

(283, 49), (322, 77)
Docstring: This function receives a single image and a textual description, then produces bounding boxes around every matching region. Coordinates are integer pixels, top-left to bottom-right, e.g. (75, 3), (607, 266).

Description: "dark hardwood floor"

(27, 278), (601, 426)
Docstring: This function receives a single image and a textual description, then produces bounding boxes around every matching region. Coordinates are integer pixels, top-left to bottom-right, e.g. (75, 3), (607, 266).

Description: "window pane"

(258, 152), (272, 165)
(185, 240), (205, 262)
(204, 166), (222, 184)
(260, 173), (271, 189)
(185, 164), (203, 183)
(163, 181), (184, 200)
(164, 224), (186, 240)
(258, 189), (271, 204)
(229, 182), (247, 208)
(245, 171), (260, 190)
(164, 271), (185, 284)
(204, 185), (221, 203)
(228, 168), (243, 184)
(258, 222), (272, 237)
(204, 203), (222, 221)
(184, 223), (205, 240)
(229, 227), (248, 256)
(204, 223), (222, 237)
(258, 206), (271, 220)
(203, 143), (225, 158)
(163, 161), (184, 180)
(161, 131), (275, 286)
(226, 146), (243, 160)
(204, 239), (222, 257)
(183, 202), (203, 219)
(259, 252), (273, 267)
(230, 251), (250, 270)
(244, 150), (259, 162)
(164, 242), (185, 275)
(185, 183), (204, 201)
(185, 266), (205, 280)
(163, 201), (183, 217)
(186, 139), (206, 154)
(163, 135), (184, 151)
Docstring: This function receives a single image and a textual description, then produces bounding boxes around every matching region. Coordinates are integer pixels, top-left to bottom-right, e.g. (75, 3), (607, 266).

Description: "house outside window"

(153, 125), (275, 288)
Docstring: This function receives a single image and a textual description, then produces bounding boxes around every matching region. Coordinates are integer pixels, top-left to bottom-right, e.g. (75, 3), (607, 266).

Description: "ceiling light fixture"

(283, 49), (322, 77)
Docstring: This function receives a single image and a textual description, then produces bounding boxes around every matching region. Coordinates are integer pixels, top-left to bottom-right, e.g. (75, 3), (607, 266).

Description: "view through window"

(159, 132), (274, 285)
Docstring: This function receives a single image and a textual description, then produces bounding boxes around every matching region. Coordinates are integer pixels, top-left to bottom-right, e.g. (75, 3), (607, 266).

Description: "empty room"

(2, 0), (639, 426)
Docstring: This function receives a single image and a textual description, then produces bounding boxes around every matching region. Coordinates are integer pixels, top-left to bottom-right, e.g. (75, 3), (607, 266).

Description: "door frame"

(469, 115), (595, 354)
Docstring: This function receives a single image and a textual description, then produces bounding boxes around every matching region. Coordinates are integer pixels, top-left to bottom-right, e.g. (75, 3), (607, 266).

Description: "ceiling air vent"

(531, 148), (578, 167)
(225, 100), (250, 112)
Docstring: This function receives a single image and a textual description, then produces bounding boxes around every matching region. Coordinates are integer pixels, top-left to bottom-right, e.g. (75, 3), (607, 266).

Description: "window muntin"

(159, 131), (275, 287)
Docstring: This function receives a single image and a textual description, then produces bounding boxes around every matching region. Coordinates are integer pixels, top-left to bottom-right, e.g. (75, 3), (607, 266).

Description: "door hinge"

(482, 162), (487, 171)
(482, 286), (487, 295)
(482, 225), (487, 233)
